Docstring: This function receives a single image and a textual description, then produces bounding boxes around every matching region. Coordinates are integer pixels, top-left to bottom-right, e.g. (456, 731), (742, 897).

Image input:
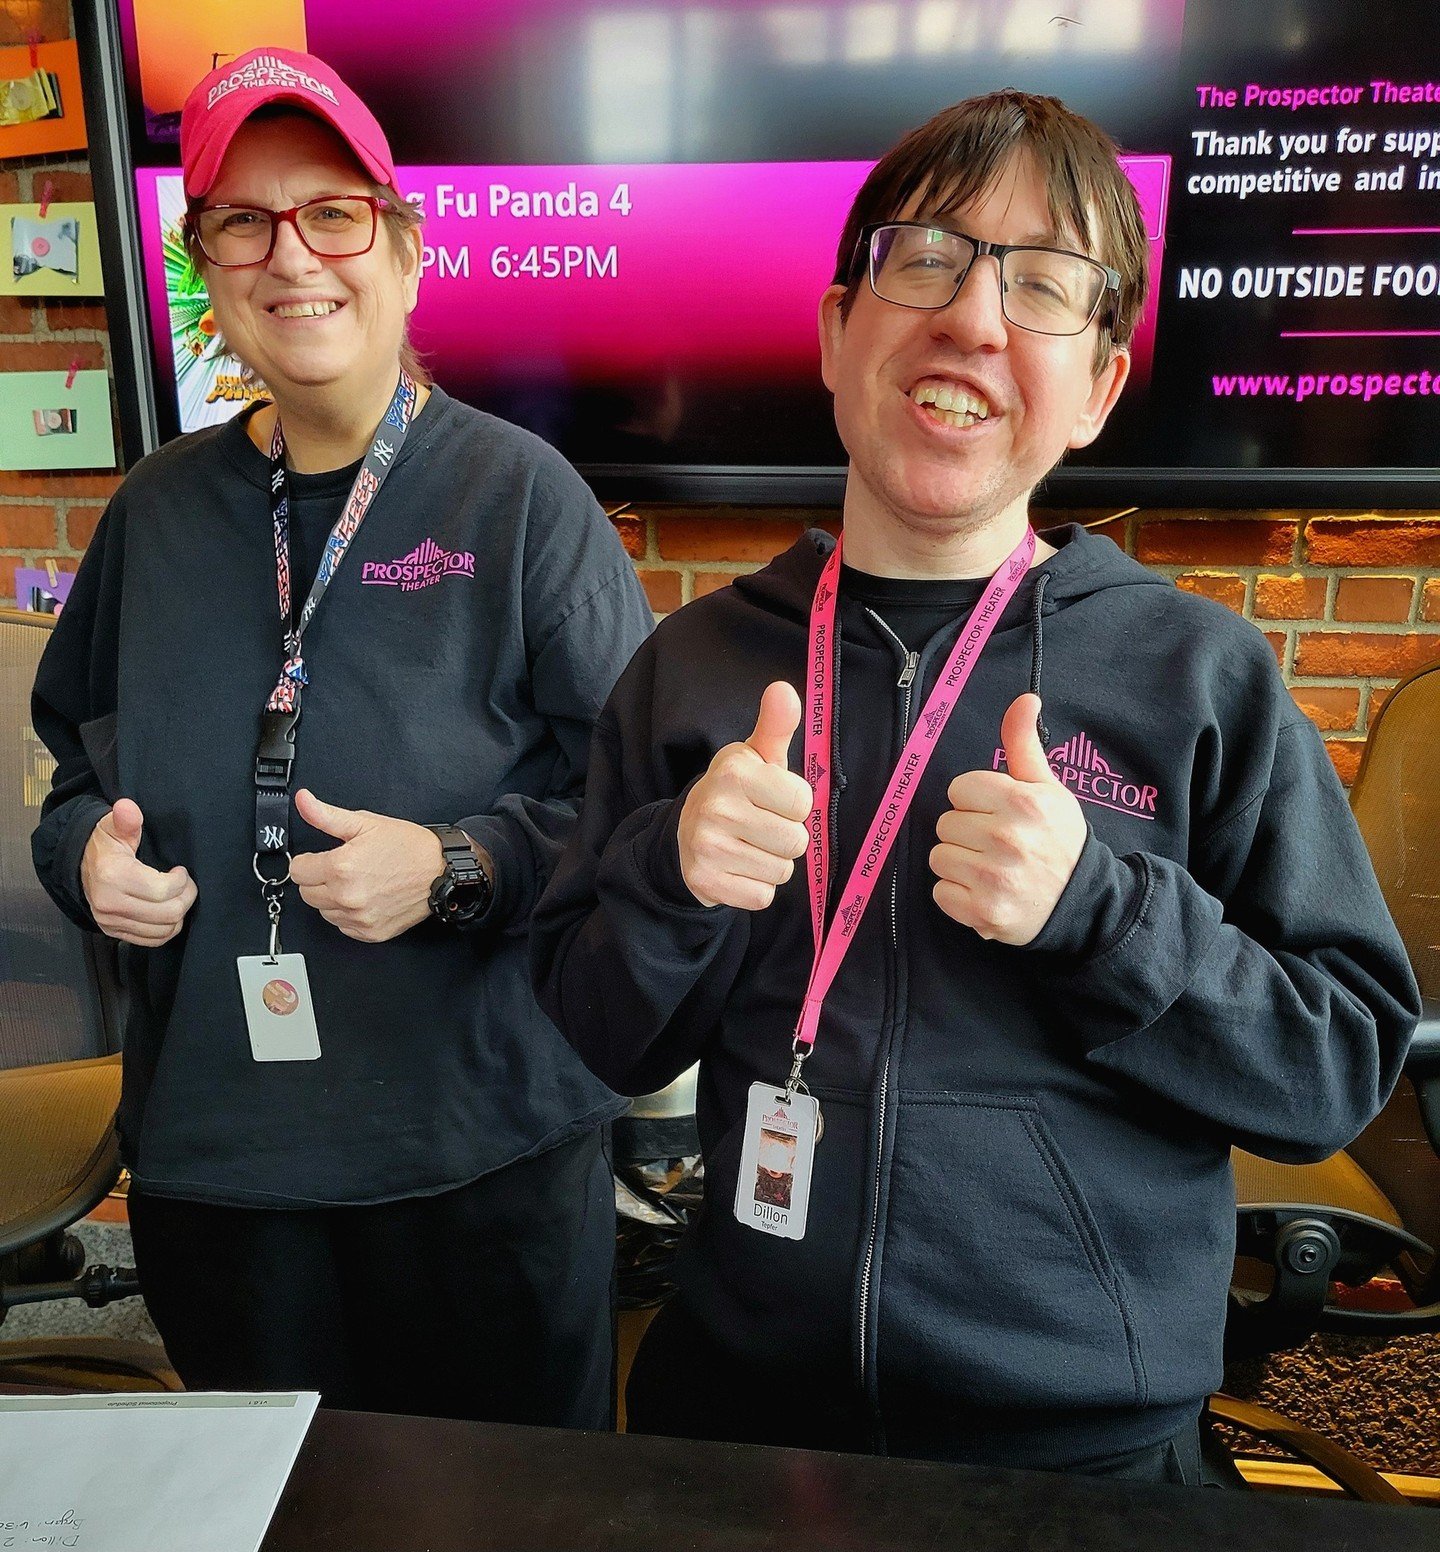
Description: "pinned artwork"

(0, 202), (103, 296)
(0, 40), (86, 157)
(12, 214), (78, 281)
(0, 370), (114, 471)
(16, 562), (75, 615)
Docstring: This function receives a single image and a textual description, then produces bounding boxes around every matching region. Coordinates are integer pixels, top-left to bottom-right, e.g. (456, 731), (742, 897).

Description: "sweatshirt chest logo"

(360, 537), (476, 592)
(993, 729), (1159, 821)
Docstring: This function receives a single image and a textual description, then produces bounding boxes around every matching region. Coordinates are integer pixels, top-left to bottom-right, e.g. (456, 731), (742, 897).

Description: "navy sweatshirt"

(532, 524), (1420, 1468)
(32, 387), (654, 1207)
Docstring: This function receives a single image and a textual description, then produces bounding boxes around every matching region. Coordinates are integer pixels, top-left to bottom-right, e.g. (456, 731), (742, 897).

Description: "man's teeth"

(272, 301), (340, 319)
(910, 382), (990, 426)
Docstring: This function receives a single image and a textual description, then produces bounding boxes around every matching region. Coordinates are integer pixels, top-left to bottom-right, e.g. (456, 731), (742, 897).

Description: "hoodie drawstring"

(1029, 572), (1050, 748)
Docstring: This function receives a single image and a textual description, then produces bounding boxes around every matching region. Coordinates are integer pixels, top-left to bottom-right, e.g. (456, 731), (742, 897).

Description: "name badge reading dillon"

(236, 954), (321, 1062)
(734, 1082), (819, 1240)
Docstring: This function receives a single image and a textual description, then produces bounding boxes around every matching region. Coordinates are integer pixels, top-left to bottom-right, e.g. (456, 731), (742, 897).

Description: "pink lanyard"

(790, 527), (1036, 1082)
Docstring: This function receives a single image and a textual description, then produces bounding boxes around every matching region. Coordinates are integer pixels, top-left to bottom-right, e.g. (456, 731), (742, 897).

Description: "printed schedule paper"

(0, 1392), (319, 1552)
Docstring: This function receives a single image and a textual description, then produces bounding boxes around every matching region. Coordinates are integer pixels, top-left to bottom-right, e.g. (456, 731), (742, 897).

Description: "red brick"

(1367, 683), (1397, 722)
(1295, 632), (1440, 679)
(1135, 516), (1298, 567)
(65, 506), (104, 550)
(41, 171), (93, 205)
(1263, 630), (1287, 668)
(1253, 573), (1325, 620)
(0, 294), (34, 333)
(0, 505), (57, 548)
(43, 301), (109, 332)
(1175, 571), (1246, 612)
(0, 556), (18, 605)
(1325, 739), (1365, 786)
(1333, 575), (1414, 623)
(0, 172), (19, 203)
(657, 512), (809, 564)
(1289, 686), (1361, 732)
(0, 471), (122, 499)
(0, 339), (106, 374)
(609, 512), (644, 558)
(18, 0), (70, 40)
(638, 569), (681, 614)
(694, 571), (738, 598)
(1422, 579), (1440, 623)
(1305, 517), (1440, 567)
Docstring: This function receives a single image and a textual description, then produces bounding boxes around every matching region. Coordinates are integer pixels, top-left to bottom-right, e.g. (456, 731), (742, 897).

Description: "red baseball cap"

(180, 47), (396, 200)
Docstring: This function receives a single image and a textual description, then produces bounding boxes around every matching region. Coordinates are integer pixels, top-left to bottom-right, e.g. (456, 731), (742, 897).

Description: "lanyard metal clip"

(784, 1038), (810, 1102)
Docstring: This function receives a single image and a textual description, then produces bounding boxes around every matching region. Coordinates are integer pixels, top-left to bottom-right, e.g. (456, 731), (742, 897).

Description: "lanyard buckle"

(254, 706), (301, 787)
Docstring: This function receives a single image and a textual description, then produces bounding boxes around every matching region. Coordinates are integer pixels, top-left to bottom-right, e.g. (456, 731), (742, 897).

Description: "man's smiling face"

(818, 151), (1130, 549)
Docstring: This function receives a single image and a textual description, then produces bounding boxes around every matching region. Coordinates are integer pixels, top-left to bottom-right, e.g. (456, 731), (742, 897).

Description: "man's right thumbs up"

(745, 680), (803, 768)
(679, 680), (814, 911)
(81, 799), (198, 947)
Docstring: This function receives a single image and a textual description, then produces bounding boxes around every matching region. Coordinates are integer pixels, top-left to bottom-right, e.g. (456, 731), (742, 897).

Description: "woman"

(31, 48), (652, 1425)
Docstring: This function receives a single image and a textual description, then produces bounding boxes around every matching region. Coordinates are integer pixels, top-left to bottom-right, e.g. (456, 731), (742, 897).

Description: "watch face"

(431, 872), (485, 923)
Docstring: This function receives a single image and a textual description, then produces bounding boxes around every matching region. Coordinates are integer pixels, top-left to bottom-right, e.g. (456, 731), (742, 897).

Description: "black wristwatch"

(425, 824), (492, 927)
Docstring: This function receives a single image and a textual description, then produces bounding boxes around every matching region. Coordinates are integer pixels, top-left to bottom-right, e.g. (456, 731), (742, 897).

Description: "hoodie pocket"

(878, 1093), (1146, 1415)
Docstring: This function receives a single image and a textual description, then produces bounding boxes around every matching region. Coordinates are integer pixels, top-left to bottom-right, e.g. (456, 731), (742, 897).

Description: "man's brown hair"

(833, 90), (1150, 362)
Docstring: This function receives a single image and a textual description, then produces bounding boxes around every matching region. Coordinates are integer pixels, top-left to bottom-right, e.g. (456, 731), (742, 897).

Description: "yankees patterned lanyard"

(251, 371), (418, 952)
(784, 526), (1036, 1097)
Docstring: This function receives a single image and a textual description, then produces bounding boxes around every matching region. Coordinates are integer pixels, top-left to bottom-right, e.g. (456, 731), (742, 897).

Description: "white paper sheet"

(0, 1392), (319, 1552)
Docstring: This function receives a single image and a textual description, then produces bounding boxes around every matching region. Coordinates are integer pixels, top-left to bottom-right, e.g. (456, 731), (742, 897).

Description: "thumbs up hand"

(290, 789), (468, 943)
(80, 798), (198, 946)
(929, 694), (1087, 944)
(678, 681), (814, 910)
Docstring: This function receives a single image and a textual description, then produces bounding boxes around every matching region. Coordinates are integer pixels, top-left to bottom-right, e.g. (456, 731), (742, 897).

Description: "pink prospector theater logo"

(994, 729), (1159, 820)
(361, 538), (476, 592)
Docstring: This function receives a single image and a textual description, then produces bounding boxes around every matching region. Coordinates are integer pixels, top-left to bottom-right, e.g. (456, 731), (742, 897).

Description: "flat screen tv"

(86, 0), (1440, 504)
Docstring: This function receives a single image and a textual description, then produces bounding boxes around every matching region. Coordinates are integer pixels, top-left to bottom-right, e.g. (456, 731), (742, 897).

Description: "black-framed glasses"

(857, 221), (1120, 337)
(188, 194), (391, 268)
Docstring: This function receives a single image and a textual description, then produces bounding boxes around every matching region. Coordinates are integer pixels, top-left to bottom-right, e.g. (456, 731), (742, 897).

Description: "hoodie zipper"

(857, 609), (918, 1396)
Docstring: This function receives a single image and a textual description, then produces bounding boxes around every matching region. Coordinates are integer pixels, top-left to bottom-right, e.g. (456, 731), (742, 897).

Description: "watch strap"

(425, 823), (492, 925)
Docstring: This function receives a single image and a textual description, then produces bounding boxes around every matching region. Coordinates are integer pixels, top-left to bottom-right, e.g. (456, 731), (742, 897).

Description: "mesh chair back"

(0, 610), (114, 1071)
(1350, 662), (1440, 1001)
(1347, 661), (1440, 1280)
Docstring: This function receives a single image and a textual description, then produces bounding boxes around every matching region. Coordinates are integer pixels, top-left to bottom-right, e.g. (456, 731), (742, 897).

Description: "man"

(532, 92), (1419, 1481)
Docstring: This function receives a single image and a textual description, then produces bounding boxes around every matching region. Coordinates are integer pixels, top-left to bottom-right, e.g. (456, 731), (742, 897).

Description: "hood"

(732, 521), (1173, 747)
(732, 521), (1171, 623)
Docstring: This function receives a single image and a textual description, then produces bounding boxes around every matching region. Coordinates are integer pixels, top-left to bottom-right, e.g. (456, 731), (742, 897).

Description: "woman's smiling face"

(198, 114), (421, 401)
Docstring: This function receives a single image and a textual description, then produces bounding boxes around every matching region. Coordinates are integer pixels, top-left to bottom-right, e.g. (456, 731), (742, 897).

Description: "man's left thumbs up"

(290, 788), (448, 943)
(929, 694), (1087, 945)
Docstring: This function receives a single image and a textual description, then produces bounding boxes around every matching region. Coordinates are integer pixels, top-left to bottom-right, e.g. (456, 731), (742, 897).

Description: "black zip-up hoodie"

(533, 523), (1420, 1469)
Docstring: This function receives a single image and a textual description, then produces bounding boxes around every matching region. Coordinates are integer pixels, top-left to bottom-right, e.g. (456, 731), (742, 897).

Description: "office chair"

(1229, 659), (1440, 1356)
(1219, 659), (1440, 1499)
(0, 609), (178, 1390)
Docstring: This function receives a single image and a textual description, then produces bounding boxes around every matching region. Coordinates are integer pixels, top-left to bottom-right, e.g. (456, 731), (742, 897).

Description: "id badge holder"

(733, 1082), (819, 1240)
(236, 953), (321, 1062)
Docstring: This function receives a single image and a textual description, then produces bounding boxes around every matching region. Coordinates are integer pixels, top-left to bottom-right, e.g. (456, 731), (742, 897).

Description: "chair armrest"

(1405, 998), (1440, 1154)
(1404, 997), (1440, 1074)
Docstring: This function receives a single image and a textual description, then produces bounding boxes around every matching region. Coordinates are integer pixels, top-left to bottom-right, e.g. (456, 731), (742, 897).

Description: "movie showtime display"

(116, 0), (1438, 500)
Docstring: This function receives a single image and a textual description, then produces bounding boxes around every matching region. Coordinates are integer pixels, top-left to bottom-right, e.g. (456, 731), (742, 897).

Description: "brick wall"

(0, 0), (121, 606)
(619, 506), (1440, 785)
